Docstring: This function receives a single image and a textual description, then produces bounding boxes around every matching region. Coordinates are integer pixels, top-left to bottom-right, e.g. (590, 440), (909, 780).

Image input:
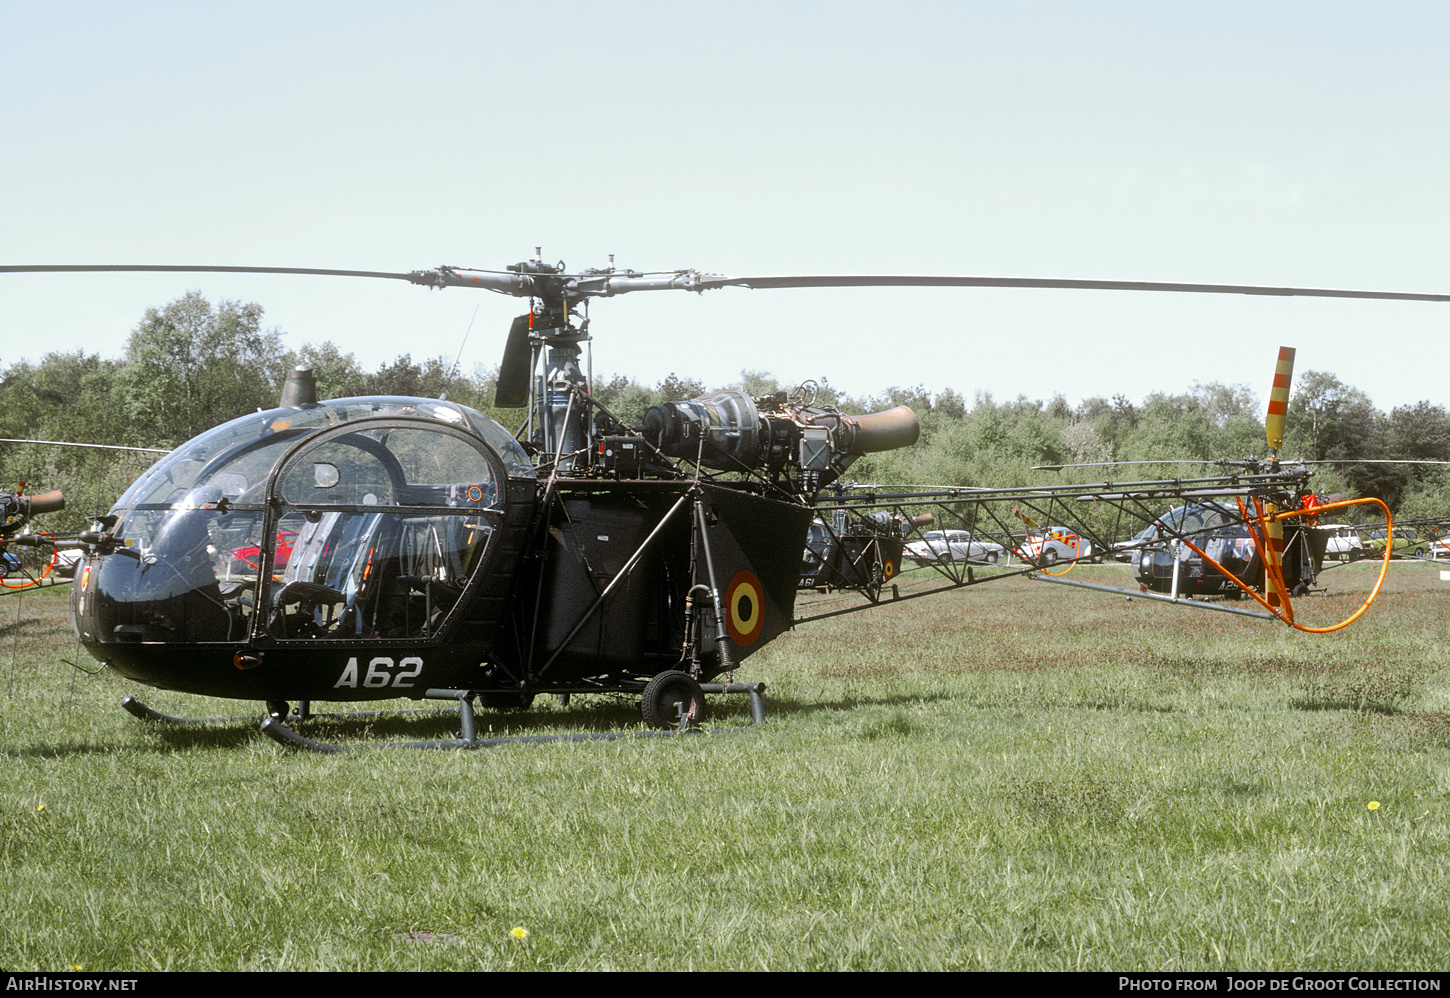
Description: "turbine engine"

(641, 389), (919, 484)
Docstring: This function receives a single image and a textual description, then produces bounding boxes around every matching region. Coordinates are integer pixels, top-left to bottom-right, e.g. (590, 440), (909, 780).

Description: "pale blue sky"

(3, 1), (1448, 413)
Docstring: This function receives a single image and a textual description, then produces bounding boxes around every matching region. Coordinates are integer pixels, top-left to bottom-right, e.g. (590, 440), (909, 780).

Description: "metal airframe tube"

(1029, 576), (1276, 619)
(831, 484), (1297, 504)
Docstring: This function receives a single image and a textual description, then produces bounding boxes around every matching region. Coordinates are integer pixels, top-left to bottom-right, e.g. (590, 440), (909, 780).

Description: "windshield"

(88, 402), (531, 645)
(1135, 503), (1237, 543)
(116, 397), (533, 509)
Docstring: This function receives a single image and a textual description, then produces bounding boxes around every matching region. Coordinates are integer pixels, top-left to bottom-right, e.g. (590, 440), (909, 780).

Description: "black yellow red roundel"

(882, 558), (896, 580)
(725, 569), (765, 646)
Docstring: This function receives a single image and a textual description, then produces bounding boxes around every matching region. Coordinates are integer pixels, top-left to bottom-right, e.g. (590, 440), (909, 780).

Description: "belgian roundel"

(882, 558), (896, 580)
(725, 570), (766, 647)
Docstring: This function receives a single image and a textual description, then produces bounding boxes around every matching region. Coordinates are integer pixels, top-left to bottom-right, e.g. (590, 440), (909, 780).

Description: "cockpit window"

(93, 401), (529, 645)
(116, 407), (335, 508)
(259, 421), (507, 642)
(324, 397), (533, 479)
(1136, 503), (1236, 543)
(114, 396), (534, 512)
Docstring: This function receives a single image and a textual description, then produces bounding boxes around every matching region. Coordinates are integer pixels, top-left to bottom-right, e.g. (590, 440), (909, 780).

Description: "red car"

(226, 529), (298, 576)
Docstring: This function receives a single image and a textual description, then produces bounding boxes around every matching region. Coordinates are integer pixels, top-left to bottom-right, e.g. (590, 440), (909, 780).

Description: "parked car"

(224, 527), (300, 578)
(0, 547), (71, 580)
(1430, 537), (1450, 559)
(1366, 527), (1427, 559)
(1016, 527), (1095, 565)
(905, 529), (1006, 566)
(1319, 524), (1365, 562)
(52, 549), (83, 578)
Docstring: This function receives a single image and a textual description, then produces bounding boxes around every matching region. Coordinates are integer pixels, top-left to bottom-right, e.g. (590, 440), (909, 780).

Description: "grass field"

(2, 562), (1448, 971)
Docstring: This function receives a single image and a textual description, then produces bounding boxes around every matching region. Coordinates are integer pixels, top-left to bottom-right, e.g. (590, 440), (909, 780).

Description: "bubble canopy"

(78, 398), (535, 658)
(116, 396), (533, 509)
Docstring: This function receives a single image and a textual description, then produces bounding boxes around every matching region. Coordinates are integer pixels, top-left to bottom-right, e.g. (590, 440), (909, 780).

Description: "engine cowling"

(641, 390), (919, 480)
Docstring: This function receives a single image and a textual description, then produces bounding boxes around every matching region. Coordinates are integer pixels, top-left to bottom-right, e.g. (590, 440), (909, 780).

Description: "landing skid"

(119, 694), (456, 727)
(120, 681), (769, 753)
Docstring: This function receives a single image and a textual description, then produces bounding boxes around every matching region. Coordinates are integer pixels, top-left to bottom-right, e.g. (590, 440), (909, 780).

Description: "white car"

(905, 529), (1005, 566)
(0, 547), (79, 580)
(1016, 527), (1095, 565)
(53, 549), (83, 578)
(1319, 525), (1364, 562)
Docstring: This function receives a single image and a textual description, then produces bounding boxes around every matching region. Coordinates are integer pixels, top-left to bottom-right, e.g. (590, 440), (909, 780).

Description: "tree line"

(3, 293), (1448, 531)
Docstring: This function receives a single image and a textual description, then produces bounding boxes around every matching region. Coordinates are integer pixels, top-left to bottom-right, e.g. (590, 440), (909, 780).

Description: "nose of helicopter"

(70, 395), (537, 700)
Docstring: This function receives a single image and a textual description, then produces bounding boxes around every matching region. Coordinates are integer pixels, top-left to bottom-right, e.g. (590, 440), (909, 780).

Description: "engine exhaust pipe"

(6, 491), (65, 517)
(841, 405), (920, 454)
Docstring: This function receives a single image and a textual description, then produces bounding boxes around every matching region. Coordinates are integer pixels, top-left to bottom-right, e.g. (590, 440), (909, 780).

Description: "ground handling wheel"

(642, 671), (706, 730)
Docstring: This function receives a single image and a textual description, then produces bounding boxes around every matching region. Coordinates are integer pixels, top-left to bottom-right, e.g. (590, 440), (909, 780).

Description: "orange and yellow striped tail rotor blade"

(1265, 346), (1295, 453)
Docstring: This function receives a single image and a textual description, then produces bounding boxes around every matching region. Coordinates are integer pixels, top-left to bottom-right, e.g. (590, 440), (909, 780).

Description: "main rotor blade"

(9, 264), (1450, 305)
(0, 264), (539, 295)
(0, 437), (170, 455)
(1300, 458), (1450, 466)
(0, 264), (421, 281)
(696, 274), (1450, 303)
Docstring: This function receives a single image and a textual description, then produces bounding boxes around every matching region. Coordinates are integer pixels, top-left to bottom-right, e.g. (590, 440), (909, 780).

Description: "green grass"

(2, 564), (1449, 971)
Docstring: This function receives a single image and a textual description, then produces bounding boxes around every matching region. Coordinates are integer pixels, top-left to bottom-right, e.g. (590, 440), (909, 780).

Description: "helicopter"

(0, 488), (66, 589)
(0, 258), (1428, 748)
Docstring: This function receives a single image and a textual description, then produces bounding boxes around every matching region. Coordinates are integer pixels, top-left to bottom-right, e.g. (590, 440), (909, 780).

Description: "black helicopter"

(0, 258), (1427, 747)
(1, 488), (66, 588)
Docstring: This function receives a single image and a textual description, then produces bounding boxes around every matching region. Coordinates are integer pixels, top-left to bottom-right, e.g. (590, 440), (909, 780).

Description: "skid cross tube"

(700, 681), (768, 724)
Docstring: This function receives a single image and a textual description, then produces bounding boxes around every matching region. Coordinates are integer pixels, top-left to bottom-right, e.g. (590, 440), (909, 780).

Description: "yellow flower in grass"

(510, 927), (529, 940)
(1367, 801), (1381, 811)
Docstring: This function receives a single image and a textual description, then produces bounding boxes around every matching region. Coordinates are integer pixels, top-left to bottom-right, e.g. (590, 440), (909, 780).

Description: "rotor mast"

(438, 251), (605, 470)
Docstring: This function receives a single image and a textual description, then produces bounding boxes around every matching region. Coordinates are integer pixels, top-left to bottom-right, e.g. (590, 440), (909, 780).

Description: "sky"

(3, 1), (1449, 415)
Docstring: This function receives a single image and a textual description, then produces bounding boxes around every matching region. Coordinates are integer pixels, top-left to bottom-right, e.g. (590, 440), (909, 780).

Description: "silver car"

(1016, 526), (1096, 565)
(905, 529), (1005, 566)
